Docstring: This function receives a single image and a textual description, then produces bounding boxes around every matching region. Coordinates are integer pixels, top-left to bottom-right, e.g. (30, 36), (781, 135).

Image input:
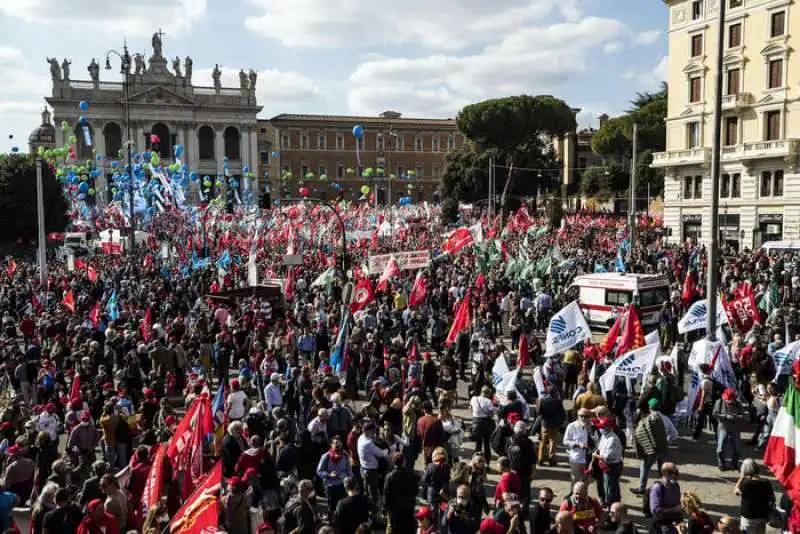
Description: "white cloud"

(346, 17), (628, 117)
(0, 46), (50, 153)
(0, 0), (207, 36)
(633, 30), (662, 45)
(603, 41), (623, 54)
(194, 66), (322, 113)
(245, 0), (583, 50)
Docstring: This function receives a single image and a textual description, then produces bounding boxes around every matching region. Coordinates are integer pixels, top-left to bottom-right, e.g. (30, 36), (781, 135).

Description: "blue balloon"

(271, 151), (279, 158)
(243, 165), (250, 173)
(352, 125), (363, 138)
(173, 144), (184, 157)
(190, 171), (198, 181)
(78, 182), (89, 193)
(79, 101), (89, 111)
(78, 116), (87, 125)
(223, 156), (229, 163)
(11, 147), (18, 153)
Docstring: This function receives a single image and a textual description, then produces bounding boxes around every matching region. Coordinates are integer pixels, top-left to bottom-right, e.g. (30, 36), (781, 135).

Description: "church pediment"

(128, 85), (196, 106)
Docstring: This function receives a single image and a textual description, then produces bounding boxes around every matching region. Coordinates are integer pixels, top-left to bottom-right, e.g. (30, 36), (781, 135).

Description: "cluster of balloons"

(399, 196), (413, 206)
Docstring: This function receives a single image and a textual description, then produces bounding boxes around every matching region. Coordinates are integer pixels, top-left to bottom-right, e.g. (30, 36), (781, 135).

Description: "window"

(336, 133), (344, 151)
(692, 0), (703, 20)
(687, 121), (700, 148)
(337, 164), (344, 178)
(606, 290), (632, 306)
(640, 288), (670, 307)
(691, 34), (703, 57)
(432, 136), (440, 152)
(447, 135), (455, 151)
(769, 59), (784, 89)
(761, 170), (772, 197)
(416, 165), (424, 177)
(729, 0), (742, 7)
(376, 135), (385, 152)
(415, 136), (423, 152)
(260, 151), (269, 165)
(721, 173), (731, 198)
(728, 23), (742, 48)
(318, 165), (327, 177)
(726, 68), (740, 95)
(281, 135), (290, 150)
(396, 135), (405, 151)
(724, 116), (738, 145)
(300, 134), (309, 150)
(397, 165), (405, 178)
(775, 170), (784, 196)
(689, 76), (702, 102)
(731, 173), (741, 198)
(301, 164), (309, 177)
(684, 176), (694, 199)
(432, 165), (440, 178)
(693, 176), (702, 199)
(318, 134), (326, 150)
(765, 110), (781, 140)
(771, 11), (786, 38)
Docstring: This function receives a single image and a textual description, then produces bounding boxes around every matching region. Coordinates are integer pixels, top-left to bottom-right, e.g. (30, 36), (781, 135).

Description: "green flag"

(759, 281), (780, 316)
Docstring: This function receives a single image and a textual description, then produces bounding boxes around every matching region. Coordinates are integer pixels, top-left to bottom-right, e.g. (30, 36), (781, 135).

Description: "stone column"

(176, 123), (185, 162)
(94, 123), (106, 160)
(215, 128), (225, 174)
(188, 124), (200, 173)
(249, 126), (259, 190)
(54, 122), (64, 148)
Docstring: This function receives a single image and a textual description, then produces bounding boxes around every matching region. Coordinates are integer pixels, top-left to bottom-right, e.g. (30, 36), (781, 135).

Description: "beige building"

(654, 0), (799, 250)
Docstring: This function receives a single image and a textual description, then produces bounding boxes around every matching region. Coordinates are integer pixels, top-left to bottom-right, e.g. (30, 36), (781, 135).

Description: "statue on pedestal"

(239, 69), (249, 91)
(248, 69), (257, 91)
(61, 59), (71, 81)
(212, 64), (222, 91)
(152, 31), (163, 58)
(47, 58), (62, 82)
(172, 56), (182, 77)
(184, 57), (193, 86)
(134, 53), (145, 76)
(88, 58), (100, 84)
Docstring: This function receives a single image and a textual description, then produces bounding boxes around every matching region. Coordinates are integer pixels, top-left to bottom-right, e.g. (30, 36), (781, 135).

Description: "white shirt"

(563, 420), (590, 464)
(597, 431), (623, 464)
(470, 396), (495, 419)
(37, 412), (59, 441)
(227, 390), (248, 420)
(265, 382), (282, 413)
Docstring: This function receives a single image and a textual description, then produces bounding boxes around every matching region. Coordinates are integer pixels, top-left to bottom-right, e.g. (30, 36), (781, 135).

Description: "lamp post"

(35, 156), (47, 285)
(284, 197), (348, 277)
(105, 44), (135, 253)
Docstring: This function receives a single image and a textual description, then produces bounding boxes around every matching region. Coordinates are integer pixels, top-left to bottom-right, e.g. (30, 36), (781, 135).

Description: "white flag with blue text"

(677, 296), (729, 334)
(545, 301), (591, 356)
(599, 343), (660, 392)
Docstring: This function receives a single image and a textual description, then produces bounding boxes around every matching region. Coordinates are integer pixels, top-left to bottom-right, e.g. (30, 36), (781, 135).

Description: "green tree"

(456, 95), (576, 217)
(0, 154), (69, 243)
(590, 83), (667, 201)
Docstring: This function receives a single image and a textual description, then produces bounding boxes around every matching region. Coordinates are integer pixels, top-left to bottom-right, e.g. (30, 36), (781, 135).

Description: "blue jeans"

(604, 462), (623, 505)
(638, 453), (667, 491)
(716, 427), (741, 465)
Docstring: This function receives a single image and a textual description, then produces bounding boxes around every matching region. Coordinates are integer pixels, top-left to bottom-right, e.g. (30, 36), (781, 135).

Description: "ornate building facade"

(44, 33), (262, 203)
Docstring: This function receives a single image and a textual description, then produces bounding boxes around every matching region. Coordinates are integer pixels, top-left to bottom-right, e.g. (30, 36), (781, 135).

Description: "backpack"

(115, 416), (131, 443)
(642, 481), (664, 519)
(490, 424), (509, 456)
(507, 440), (523, 471)
(279, 501), (301, 533)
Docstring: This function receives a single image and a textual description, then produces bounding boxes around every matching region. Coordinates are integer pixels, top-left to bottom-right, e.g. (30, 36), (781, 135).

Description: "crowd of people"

(0, 202), (794, 534)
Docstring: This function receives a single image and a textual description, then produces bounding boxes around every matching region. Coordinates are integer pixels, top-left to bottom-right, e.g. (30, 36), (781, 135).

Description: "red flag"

(141, 444), (166, 518)
(383, 345), (390, 371)
(442, 227), (474, 255)
(74, 258), (86, 270)
(6, 259), (16, 278)
(141, 307), (152, 342)
(681, 271), (696, 306)
(376, 256), (401, 293)
(408, 340), (418, 362)
(182, 401), (207, 500)
(169, 461), (222, 534)
(599, 316), (622, 354)
(445, 293), (471, 346)
(284, 267), (295, 301)
(62, 290), (76, 313)
(166, 396), (214, 463)
(350, 278), (375, 314)
(143, 254), (152, 269)
(724, 293), (758, 334)
(518, 333), (530, 368)
(476, 272), (486, 290)
(90, 302), (101, 327)
(616, 305), (645, 356)
(733, 280), (754, 299)
(87, 266), (97, 282)
(408, 273), (426, 307)
(69, 373), (80, 401)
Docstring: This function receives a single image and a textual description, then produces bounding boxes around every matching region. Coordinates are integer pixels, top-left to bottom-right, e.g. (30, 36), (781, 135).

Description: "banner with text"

(369, 250), (431, 273)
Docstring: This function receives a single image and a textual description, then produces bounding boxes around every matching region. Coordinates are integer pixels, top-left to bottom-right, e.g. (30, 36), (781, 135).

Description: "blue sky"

(0, 0), (667, 154)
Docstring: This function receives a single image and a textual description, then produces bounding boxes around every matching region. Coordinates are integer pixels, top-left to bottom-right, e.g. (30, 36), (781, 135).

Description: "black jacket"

(383, 467), (418, 512)
(538, 395), (566, 428)
(220, 434), (245, 477)
(334, 493), (377, 533)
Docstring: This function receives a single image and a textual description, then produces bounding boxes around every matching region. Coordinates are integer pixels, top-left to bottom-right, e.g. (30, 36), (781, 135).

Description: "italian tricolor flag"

(765, 385), (800, 500)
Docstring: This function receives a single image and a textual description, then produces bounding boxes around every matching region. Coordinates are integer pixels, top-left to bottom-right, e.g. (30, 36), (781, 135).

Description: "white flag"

(688, 338), (738, 392)
(773, 340), (800, 376)
(678, 297), (729, 334)
(599, 343), (660, 392)
(545, 301), (591, 356)
(469, 222), (484, 245)
(247, 255), (258, 287)
(494, 369), (519, 405)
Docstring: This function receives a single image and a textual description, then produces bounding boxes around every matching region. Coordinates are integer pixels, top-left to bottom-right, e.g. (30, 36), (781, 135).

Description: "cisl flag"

(544, 301), (591, 356)
(678, 296), (729, 334)
(599, 343), (659, 392)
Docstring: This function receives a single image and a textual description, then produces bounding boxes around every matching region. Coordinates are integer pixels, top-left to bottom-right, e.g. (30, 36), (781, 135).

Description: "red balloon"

(287, 207), (300, 220)
(299, 187), (309, 197)
(150, 134), (160, 144)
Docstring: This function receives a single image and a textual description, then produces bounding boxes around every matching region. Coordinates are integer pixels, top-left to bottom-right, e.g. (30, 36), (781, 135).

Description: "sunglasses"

(540, 497), (553, 503)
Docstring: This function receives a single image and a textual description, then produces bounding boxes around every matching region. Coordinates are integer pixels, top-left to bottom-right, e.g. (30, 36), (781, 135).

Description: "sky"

(0, 0), (667, 154)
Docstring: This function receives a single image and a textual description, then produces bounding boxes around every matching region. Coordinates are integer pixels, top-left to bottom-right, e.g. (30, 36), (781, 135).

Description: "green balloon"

(68, 135), (76, 144)
(88, 188), (95, 195)
(151, 154), (160, 165)
(320, 174), (328, 181)
(346, 168), (355, 176)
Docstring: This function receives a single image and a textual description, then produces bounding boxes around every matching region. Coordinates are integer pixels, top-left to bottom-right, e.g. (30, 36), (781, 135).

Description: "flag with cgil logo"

(544, 301), (591, 356)
(677, 297), (729, 334)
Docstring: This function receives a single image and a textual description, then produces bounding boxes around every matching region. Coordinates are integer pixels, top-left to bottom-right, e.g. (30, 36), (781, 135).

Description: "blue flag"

(212, 382), (226, 426)
(615, 249), (626, 273)
(330, 313), (350, 373)
(216, 250), (231, 270)
(594, 263), (607, 273)
(106, 290), (119, 321)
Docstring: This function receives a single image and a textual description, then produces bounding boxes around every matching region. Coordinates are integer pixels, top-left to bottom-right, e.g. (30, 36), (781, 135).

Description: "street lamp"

(35, 156), (47, 285)
(284, 197), (348, 277)
(105, 44), (135, 253)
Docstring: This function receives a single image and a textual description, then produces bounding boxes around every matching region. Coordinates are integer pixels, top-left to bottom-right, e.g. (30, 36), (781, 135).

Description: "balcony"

(651, 147), (710, 168)
(721, 92), (753, 110)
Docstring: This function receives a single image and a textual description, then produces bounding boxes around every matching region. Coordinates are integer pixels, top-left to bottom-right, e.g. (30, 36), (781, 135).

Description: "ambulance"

(566, 273), (670, 331)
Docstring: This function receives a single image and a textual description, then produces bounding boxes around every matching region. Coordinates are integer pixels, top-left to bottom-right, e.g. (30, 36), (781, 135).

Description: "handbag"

(768, 506), (783, 529)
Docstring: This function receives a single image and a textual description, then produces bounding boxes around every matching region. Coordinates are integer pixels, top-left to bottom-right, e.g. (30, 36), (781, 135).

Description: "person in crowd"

(538, 386), (567, 466)
(532, 487), (556, 534)
(733, 458), (774, 534)
(714, 388), (745, 471)
(470, 386), (496, 461)
(564, 408), (593, 484)
(316, 435), (352, 516)
(334, 476), (378, 534)
(678, 491), (714, 534)
(648, 463), (683, 534)
(559, 481), (603, 533)
(632, 399), (670, 495)
(384, 451), (418, 534)
(593, 417), (623, 507)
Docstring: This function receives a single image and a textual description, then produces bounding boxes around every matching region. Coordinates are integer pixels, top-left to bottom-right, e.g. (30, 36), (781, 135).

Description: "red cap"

(722, 388), (737, 401)
(80, 411), (91, 422)
(143, 388), (153, 398)
(87, 498), (104, 512)
(165, 415), (177, 426)
(480, 518), (505, 534)
(230, 379), (239, 389)
(6, 445), (20, 455)
(415, 506), (433, 520)
(595, 417), (613, 429)
(229, 476), (244, 487)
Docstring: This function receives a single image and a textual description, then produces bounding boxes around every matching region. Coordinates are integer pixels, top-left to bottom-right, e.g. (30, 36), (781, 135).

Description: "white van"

(566, 273), (670, 331)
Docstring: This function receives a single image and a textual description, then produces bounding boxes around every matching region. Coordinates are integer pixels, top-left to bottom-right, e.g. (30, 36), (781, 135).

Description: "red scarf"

(328, 447), (344, 464)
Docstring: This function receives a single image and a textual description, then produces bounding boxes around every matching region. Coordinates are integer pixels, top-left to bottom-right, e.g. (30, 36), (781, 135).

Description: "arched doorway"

(103, 122), (122, 159)
(224, 126), (240, 160)
(74, 123), (95, 161)
(150, 123), (171, 159)
(198, 125), (215, 160)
